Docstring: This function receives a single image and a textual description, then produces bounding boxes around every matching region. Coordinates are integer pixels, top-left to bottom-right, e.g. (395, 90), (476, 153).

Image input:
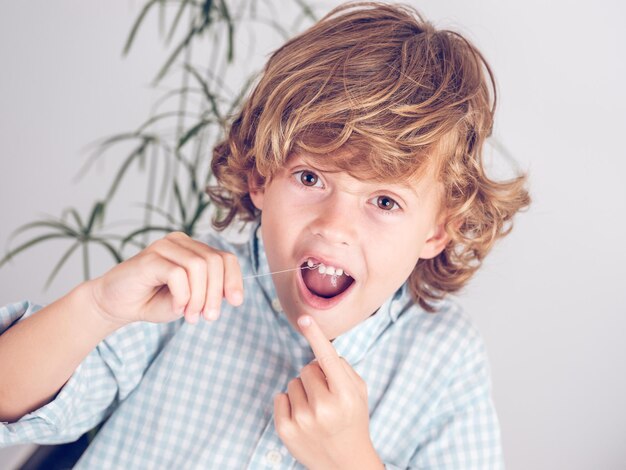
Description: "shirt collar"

(331, 284), (407, 365)
(248, 222), (410, 366)
(249, 222), (285, 321)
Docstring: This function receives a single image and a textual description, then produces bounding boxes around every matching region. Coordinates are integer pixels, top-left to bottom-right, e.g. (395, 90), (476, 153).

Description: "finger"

(152, 238), (207, 323)
(162, 233), (219, 321)
(221, 252), (244, 307)
(274, 393), (292, 432)
(203, 256), (224, 321)
(161, 234), (243, 319)
(287, 377), (311, 426)
(299, 361), (330, 404)
(297, 315), (349, 392)
(340, 358), (368, 401)
(143, 253), (191, 322)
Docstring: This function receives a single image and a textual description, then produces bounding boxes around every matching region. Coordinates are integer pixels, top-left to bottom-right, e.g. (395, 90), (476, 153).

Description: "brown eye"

(376, 196), (398, 211)
(299, 171), (319, 186)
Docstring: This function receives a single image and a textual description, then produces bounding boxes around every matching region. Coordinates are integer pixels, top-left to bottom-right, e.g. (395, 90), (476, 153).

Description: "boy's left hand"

(273, 315), (384, 470)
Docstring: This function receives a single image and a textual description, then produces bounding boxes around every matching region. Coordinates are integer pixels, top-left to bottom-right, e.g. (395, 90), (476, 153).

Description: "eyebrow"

(397, 180), (420, 200)
(290, 155), (340, 174)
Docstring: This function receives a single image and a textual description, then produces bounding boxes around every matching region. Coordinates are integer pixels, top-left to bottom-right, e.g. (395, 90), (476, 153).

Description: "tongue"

(302, 268), (353, 298)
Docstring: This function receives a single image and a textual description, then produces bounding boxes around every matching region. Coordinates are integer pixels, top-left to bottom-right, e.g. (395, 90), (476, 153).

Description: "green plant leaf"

(177, 118), (215, 150)
(218, 0), (234, 62)
(75, 132), (144, 183)
(92, 238), (124, 264)
(133, 202), (179, 225)
(43, 241), (81, 291)
(172, 180), (187, 222)
(7, 220), (80, 242)
(121, 226), (176, 250)
(136, 110), (199, 134)
(82, 242), (90, 281)
(103, 234), (146, 251)
(0, 233), (73, 269)
(158, 0), (166, 36)
(123, 0), (162, 55)
(201, 0), (214, 23)
(86, 201), (107, 233)
(158, 145), (173, 207)
(167, 0), (193, 44)
(185, 64), (222, 121)
(187, 194), (211, 230)
(151, 86), (206, 112)
(153, 21), (204, 85)
(61, 208), (85, 232)
(294, 0), (317, 21)
(105, 137), (153, 202)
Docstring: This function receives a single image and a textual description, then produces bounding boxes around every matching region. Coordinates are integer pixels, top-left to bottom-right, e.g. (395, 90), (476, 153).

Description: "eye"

(370, 195), (401, 212)
(293, 170), (323, 188)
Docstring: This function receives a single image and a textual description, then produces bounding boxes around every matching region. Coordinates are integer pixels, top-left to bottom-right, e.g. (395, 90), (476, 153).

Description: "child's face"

(250, 152), (450, 340)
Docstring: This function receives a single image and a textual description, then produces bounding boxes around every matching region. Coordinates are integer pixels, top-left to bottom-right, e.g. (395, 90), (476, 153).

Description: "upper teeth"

(307, 259), (349, 277)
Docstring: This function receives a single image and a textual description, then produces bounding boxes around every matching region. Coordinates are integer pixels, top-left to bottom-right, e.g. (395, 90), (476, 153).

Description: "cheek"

(366, 226), (423, 283)
(259, 192), (304, 267)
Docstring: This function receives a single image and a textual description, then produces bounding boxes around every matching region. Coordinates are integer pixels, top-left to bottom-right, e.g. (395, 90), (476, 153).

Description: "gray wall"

(1, 1), (625, 468)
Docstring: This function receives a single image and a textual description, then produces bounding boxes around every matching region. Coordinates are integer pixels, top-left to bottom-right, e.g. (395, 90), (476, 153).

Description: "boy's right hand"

(87, 232), (243, 327)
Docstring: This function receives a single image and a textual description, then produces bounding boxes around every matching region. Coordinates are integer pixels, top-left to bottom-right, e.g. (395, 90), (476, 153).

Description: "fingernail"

(231, 291), (243, 305)
(206, 309), (219, 321)
(187, 312), (199, 324)
(298, 316), (311, 327)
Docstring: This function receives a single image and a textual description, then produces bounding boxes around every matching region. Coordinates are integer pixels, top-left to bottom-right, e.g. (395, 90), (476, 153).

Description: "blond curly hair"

(206, 2), (531, 312)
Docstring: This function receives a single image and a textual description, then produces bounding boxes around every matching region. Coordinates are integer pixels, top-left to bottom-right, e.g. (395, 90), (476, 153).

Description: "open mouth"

(299, 258), (355, 300)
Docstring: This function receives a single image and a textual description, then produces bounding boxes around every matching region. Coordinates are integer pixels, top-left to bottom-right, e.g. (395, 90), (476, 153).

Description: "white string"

(242, 263), (320, 280)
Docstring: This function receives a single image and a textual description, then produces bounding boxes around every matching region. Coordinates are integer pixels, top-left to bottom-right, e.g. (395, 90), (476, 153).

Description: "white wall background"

(1, 1), (625, 469)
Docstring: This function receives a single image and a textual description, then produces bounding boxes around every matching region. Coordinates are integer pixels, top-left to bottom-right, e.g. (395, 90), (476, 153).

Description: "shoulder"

(380, 293), (496, 418)
(193, 224), (254, 269)
(393, 293), (487, 369)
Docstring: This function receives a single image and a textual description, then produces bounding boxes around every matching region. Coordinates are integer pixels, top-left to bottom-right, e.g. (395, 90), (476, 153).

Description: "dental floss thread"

(242, 262), (347, 283)
(242, 263), (320, 280)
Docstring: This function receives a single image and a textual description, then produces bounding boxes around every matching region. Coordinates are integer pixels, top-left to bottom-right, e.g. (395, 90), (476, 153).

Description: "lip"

(295, 254), (356, 310)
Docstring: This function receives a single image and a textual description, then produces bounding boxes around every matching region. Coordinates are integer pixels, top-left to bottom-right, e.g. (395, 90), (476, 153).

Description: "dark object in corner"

(19, 434), (89, 470)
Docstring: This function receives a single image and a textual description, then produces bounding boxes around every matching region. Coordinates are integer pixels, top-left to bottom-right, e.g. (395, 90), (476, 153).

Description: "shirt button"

(271, 298), (282, 312)
(265, 449), (282, 466)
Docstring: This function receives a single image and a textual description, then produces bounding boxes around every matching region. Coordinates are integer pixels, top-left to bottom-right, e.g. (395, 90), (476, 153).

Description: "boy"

(0, 2), (530, 468)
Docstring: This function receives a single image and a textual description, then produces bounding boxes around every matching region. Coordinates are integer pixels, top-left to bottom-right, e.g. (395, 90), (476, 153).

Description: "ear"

(249, 184), (264, 211)
(418, 216), (456, 260)
(248, 174), (265, 211)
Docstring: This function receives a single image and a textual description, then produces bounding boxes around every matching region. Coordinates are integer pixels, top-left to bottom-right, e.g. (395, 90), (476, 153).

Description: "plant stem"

(82, 242), (90, 281)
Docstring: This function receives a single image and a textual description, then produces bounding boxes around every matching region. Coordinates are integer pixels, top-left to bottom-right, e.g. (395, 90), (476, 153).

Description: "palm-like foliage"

(1, 0), (315, 290)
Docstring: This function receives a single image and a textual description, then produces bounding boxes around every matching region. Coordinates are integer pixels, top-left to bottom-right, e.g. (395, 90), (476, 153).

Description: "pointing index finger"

(297, 315), (347, 391)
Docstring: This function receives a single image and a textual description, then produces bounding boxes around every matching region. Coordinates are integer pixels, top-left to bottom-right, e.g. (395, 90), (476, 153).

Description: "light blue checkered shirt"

(1, 225), (503, 469)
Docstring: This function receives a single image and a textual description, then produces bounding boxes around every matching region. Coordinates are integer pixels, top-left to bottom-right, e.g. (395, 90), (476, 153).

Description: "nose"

(308, 193), (357, 246)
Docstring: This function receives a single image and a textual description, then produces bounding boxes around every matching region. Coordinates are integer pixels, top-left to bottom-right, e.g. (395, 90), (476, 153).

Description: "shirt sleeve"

(0, 300), (182, 447)
(408, 329), (505, 470)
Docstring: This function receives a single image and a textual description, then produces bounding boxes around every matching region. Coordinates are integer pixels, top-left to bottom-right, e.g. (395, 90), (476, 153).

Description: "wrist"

(317, 441), (383, 470)
(350, 446), (384, 470)
(73, 279), (128, 335)
(345, 441), (384, 470)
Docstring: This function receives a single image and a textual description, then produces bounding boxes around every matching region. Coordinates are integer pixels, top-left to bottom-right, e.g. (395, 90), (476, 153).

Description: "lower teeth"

(330, 275), (338, 287)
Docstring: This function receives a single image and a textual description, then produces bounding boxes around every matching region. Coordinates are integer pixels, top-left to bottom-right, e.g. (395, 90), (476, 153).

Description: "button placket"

(265, 449), (282, 467)
(247, 413), (293, 469)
